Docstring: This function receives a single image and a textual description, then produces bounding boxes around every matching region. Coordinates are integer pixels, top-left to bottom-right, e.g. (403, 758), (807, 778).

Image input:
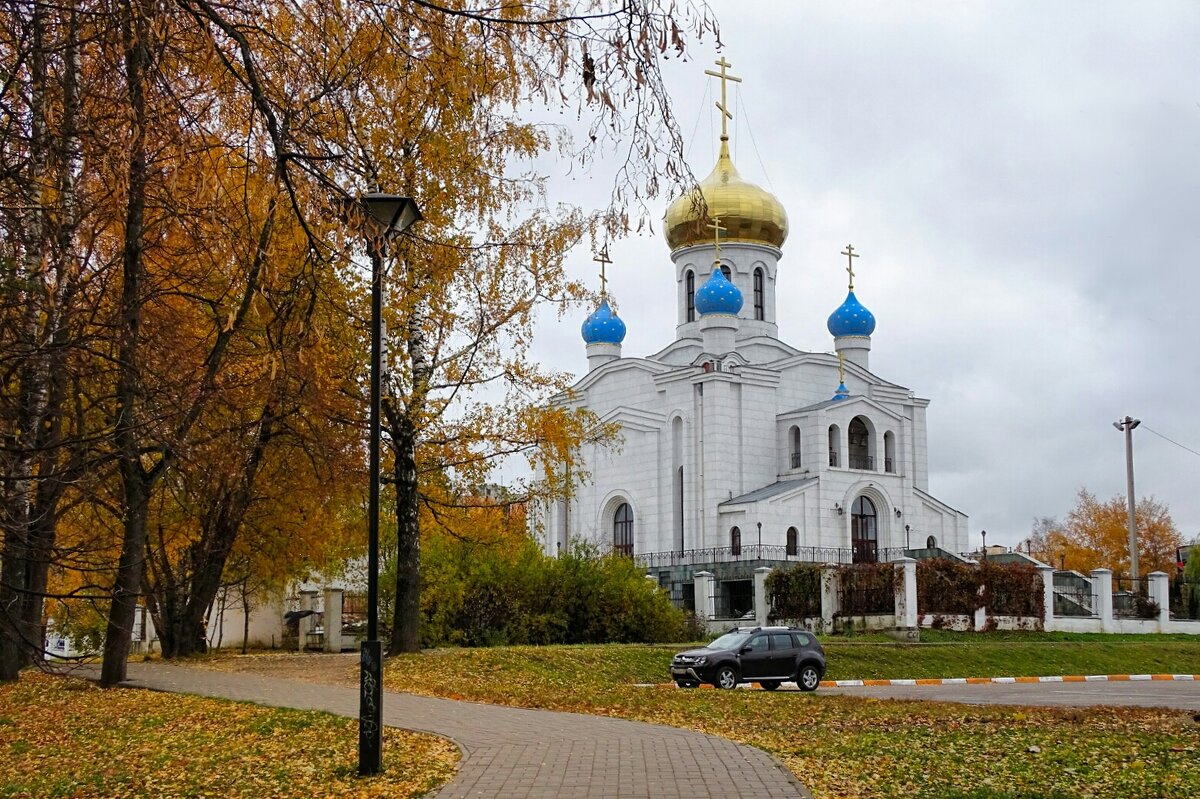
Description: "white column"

(820, 566), (839, 634)
(694, 571), (716, 621)
(753, 566), (773, 627)
(700, 314), (738, 355)
(323, 588), (343, 653)
(1091, 569), (1113, 632)
(1038, 566), (1056, 629)
(587, 342), (621, 370)
(1147, 571), (1170, 631)
(834, 335), (871, 370)
(895, 558), (918, 629)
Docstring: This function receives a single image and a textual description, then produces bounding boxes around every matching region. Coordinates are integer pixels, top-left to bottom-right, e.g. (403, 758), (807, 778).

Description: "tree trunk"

(146, 408), (274, 659)
(100, 0), (152, 687)
(388, 412), (421, 654)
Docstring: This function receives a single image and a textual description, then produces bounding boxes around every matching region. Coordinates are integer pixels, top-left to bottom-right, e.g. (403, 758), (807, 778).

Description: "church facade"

(533, 64), (968, 612)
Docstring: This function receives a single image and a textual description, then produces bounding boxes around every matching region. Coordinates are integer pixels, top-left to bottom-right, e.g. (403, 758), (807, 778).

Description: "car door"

(738, 633), (771, 679)
(768, 632), (797, 677)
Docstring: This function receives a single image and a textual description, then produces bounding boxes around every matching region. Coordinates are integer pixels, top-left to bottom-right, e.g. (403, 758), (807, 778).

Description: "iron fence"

(1052, 570), (1094, 617)
(1112, 576), (1158, 619)
(837, 567), (895, 615)
(636, 544), (909, 569)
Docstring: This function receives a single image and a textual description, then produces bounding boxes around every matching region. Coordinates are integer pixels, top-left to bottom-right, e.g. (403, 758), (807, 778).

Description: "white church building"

(533, 62), (969, 614)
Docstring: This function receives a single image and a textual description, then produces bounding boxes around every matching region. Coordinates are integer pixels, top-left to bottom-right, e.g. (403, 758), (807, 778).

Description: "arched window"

(851, 496), (878, 563)
(730, 526), (742, 556)
(828, 424), (841, 468)
(753, 267), (765, 320)
(685, 270), (695, 322)
(926, 535), (938, 550)
(613, 502), (634, 556)
(884, 430), (896, 473)
(720, 264), (731, 281)
(848, 416), (874, 470)
(789, 425), (802, 469)
(786, 527), (798, 557)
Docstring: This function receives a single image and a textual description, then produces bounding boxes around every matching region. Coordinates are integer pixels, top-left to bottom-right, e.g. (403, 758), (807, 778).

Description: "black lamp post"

(981, 530), (987, 560)
(357, 190), (421, 776)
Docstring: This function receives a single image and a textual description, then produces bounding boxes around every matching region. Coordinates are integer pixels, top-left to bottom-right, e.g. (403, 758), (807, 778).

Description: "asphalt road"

(822, 680), (1200, 711)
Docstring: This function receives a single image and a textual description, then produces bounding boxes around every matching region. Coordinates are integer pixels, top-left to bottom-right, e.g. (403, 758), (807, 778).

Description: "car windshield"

(707, 632), (751, 650)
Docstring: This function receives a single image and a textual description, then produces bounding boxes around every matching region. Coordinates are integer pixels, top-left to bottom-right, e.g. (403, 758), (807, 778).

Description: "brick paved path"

(117, 663), (811, 799)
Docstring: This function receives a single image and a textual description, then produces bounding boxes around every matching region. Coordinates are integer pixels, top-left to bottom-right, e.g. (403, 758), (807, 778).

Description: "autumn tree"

(1029, 489), (1183, 576)
(1, 0), (718, 684)
(169, 0), (717, 654)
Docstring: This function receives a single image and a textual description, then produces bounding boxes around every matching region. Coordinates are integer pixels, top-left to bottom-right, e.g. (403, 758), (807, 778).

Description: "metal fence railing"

(1112, 576), (1158, 619)
(837, 568), (894, 615)
(636, 544), (909, 569)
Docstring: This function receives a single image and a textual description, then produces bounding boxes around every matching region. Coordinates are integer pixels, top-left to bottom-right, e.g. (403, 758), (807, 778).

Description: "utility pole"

(1113, 416), (1141, 585)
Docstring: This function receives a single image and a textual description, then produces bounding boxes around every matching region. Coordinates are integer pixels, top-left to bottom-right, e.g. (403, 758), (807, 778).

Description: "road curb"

(819, 674), (1200, 688)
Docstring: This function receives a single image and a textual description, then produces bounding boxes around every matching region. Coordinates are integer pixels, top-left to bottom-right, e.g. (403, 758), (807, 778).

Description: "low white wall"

(1047, 616), (1102, 633)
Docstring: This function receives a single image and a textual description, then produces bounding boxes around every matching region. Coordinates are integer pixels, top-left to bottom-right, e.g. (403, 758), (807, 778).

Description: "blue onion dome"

(832, 382), (850, 401)
(694, 267), (743, 316)
(581, 298), (626, 344)
(826, 290), (876, 337)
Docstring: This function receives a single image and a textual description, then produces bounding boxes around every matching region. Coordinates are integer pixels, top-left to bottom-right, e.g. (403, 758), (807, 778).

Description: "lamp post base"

(358, 639), (383, 775)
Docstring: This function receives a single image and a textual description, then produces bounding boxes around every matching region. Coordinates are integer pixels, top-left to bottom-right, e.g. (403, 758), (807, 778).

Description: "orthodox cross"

(705, 56), (742, 140)
(708, 215), (726, 267)
(840, 243), (859, 291)
(594, 246), (612, 297)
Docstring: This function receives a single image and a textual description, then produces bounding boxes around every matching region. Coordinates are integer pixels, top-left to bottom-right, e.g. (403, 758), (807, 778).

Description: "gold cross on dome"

(840, 244), (859, 291)
(704, 56), (742, 140)
(594, 246), (612, 296)
(708, 215), (727, 265)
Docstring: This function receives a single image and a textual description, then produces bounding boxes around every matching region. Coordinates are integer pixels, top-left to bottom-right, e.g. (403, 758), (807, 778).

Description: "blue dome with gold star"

(695, 268), (743, 316)
(827, 290), (875, 337)
(581, 298), (626, 344)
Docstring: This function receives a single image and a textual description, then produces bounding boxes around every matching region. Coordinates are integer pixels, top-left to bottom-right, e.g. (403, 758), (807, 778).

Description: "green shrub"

(980, 560), (1044, 618)
(419, 536), (691, 647)
(765, 563), (822, 621)
(917, 558), (981, 615)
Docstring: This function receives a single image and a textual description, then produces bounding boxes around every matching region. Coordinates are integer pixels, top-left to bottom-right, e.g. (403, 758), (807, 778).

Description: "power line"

(1141, 424), (1200, 459)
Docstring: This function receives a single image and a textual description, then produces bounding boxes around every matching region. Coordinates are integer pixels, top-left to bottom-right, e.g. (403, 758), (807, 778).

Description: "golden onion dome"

(663, 139), (788, 251)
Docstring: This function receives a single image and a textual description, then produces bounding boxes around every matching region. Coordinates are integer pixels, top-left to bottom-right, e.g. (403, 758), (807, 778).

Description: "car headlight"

(693, 656), (707, 666)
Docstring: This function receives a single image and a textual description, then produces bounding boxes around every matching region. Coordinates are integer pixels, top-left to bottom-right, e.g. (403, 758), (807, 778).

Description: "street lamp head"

(1130, 418), (1141, 429)
(1112, 421), (1123, 431)
(360, 192), (423, 237)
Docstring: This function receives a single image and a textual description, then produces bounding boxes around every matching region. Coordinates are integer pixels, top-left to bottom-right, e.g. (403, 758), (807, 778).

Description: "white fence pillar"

(895, 558), (918, 629)
(1038, 566), (1056, 629)
(1091, 568), (1113, 632)
(1148, 571), (1170, 631)
(323, 588), (343, 653)
(693, 571), (716, 621)
(753, 566), (773, 627)
(820, 566), (839, 634)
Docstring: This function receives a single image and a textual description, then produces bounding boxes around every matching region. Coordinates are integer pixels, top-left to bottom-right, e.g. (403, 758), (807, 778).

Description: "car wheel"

(675, 680), (699, 689)
(797, 664), (821, 692)
(759, 680), (781, 692)
(713, 665), (738, 690)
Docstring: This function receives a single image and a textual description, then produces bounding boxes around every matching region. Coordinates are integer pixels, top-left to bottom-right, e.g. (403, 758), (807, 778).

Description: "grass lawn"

(822, 630), (1200, 680)
(0, 672), (457, 799)
(380, 639), (1200, 799)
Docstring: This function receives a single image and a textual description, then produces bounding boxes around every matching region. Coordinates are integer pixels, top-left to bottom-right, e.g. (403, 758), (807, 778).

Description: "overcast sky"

(525, 1), (1200, 549)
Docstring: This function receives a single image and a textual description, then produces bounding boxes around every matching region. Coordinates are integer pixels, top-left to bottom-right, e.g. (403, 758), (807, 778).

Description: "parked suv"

(670, 626), (825, 691)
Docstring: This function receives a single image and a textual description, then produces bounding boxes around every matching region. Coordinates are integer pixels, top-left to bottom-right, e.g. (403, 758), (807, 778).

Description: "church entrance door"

(851, 496), (878, 563)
